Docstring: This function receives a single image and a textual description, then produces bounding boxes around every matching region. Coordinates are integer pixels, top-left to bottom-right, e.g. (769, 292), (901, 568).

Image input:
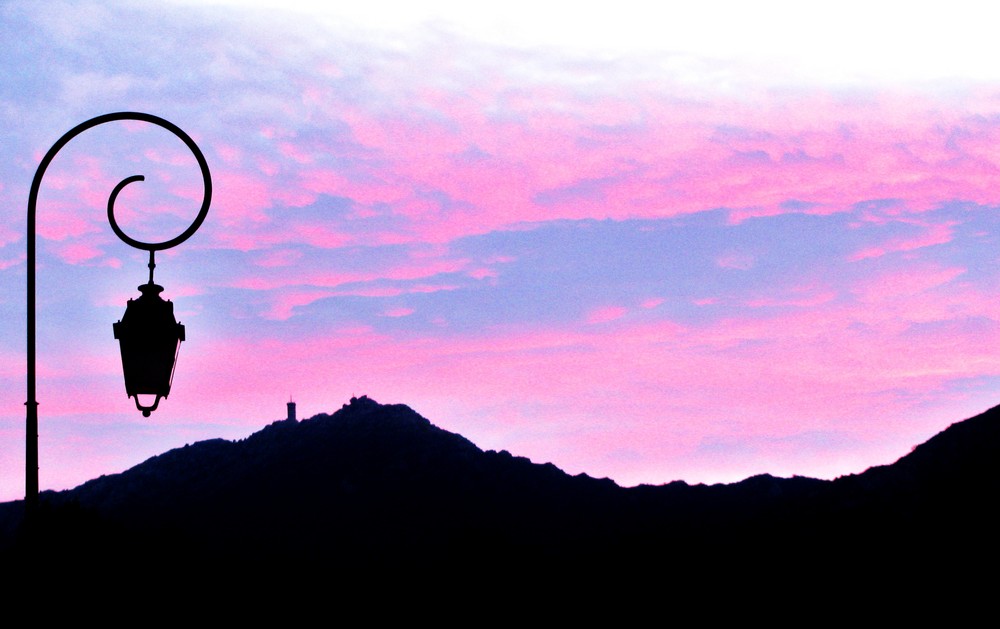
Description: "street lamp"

(25, 112), (211, 521)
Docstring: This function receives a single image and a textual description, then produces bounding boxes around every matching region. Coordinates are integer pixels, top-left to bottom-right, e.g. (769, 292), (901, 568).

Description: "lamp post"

(25, 112), (211, 523)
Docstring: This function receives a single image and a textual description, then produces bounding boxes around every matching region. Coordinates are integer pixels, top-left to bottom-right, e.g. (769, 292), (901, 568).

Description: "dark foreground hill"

(2, 395), (999, 580)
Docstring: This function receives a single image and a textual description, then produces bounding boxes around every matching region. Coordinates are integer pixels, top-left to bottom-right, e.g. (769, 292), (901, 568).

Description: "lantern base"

(134, 393), (163, 417)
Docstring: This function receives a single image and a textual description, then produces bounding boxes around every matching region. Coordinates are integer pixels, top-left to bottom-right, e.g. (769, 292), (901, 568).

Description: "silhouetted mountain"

(2, 395), (999, 580)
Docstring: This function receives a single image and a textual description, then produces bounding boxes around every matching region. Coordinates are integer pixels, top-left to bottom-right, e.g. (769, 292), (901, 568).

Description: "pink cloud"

(746, 286), (837, 309)
(13, 263), (1000, 493)
(227, 254), (468, 292)
(278, 141), (315, 165)
(0, 222), (18, 248)
(262, 288), (337, 320)
(253, 248), (303, 268)
(850, 265), (966, 304)
(210, 170), (273, 227)
(142, 145), (197, 168)
(0, 255), (24, 270)
(321, 84), (1000, 244)
(382, 307), (415, 317)
(849, 220), (956, 260)
(321, 282), (458, 298)
(586, 306), (628, 324)
(50, 242), (109, 264)
(716, 252), (755, 270)
(468, 267), (498, 280)
(37, 74), (988, 260)
(215, 143), (242, 165)
(35, 201), (103, 241)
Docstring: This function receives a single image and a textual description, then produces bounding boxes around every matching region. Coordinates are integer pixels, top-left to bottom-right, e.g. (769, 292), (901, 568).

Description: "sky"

(4, 0), (1000, 501)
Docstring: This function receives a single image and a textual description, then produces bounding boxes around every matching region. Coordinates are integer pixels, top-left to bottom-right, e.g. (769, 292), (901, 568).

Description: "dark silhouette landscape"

(2, 395), (998, 583)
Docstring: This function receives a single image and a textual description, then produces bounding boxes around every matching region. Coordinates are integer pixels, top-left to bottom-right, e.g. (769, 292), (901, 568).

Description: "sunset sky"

(4, 0), (1000, 502)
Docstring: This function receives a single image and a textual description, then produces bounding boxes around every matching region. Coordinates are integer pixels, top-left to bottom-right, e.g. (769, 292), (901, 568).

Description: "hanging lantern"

(93, 115), (211, 418)
(113, 282), (185, 417)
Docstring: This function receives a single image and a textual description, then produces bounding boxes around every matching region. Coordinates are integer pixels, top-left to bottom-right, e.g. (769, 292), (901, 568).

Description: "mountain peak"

(339, 394), (381, 412)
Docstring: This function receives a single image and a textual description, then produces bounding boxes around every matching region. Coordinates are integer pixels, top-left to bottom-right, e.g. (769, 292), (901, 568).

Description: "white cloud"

(184, 0), (1000, 84)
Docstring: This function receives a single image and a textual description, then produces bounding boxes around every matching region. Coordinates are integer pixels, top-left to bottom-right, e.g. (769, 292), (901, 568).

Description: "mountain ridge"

(2, 395), (999, 576)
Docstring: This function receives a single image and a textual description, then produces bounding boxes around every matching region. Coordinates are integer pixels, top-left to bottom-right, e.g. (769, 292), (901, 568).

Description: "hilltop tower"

(287, 397), (296, 422)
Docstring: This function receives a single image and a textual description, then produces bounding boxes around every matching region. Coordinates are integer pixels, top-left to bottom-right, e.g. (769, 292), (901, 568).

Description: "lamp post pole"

(25, 112), (211, 525)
